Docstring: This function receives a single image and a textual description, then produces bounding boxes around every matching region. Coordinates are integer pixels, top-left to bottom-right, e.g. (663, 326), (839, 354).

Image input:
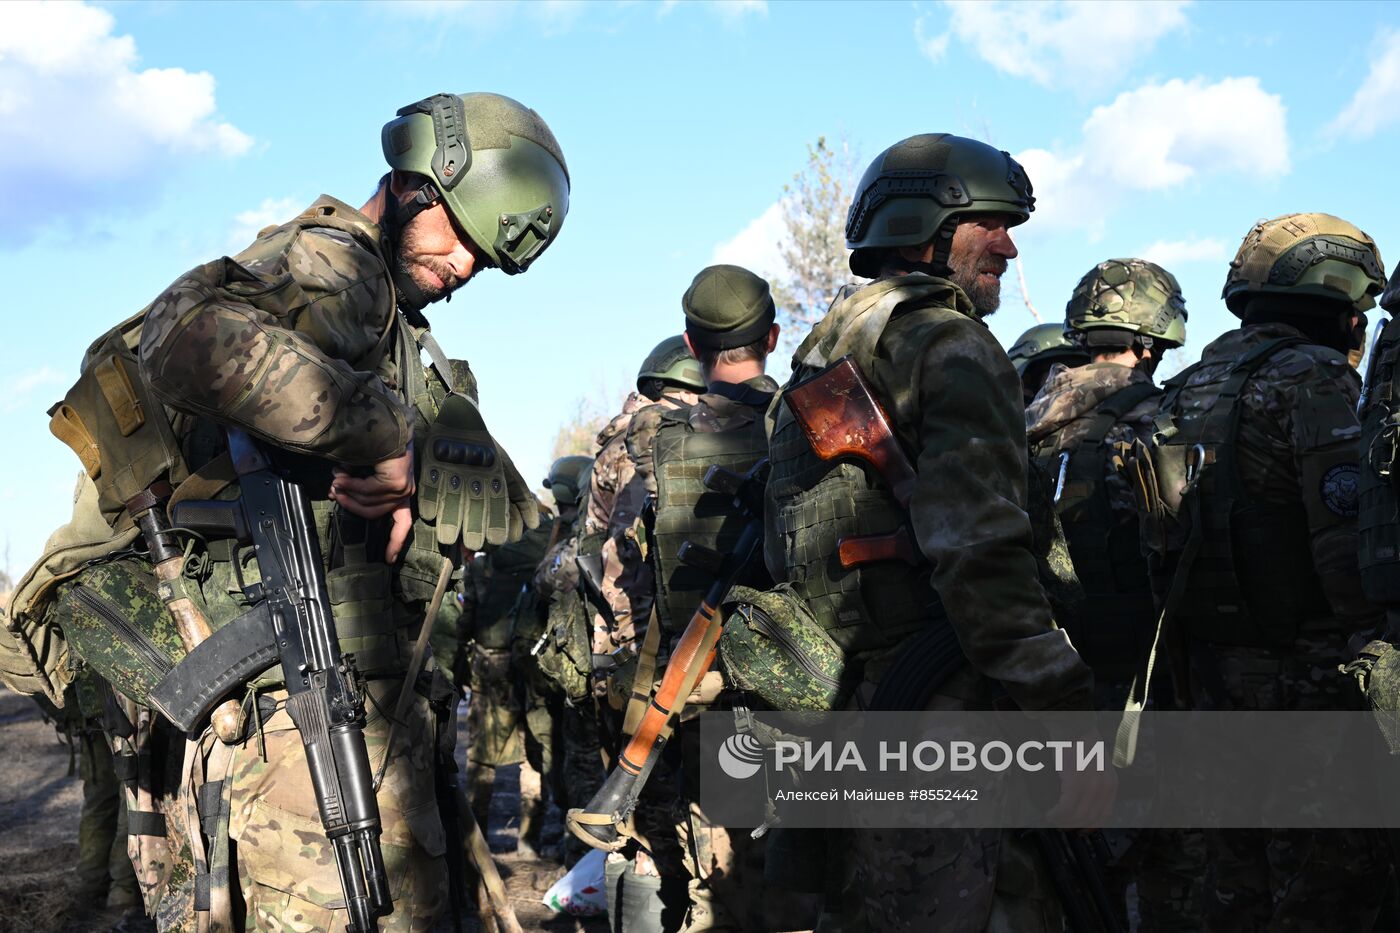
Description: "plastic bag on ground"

(542, 847), (608, 917)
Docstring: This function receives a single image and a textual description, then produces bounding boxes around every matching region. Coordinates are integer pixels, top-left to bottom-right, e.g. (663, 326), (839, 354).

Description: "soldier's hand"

(1047, 744), (1118, 829)
(330, 444), (416, 563)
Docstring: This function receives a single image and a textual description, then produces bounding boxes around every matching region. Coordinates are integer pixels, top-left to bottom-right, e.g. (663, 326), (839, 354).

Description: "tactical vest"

(1150, 336), (1329, 648)
(650, 391), (772, 639)
(37, 202), (465, 713)
(465, 517), (556, 650)
(766, 285), (944, 659)
(1358, 315), (1400, 604)
(1031, 381), (1159, 680)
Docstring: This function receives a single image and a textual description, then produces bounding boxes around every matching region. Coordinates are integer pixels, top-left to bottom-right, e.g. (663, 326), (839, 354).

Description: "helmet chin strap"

(379, 172), (444, 317)
(890, 223), (956, 278)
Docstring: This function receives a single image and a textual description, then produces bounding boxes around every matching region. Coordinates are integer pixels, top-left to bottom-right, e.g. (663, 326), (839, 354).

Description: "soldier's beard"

(950, 262), (1006, 317)
(395, 244), (461, 310)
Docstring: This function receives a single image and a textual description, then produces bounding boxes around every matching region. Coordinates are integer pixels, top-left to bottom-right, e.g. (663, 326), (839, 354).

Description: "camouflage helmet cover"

(845, 133), (1034, 278)
(1222, 212), (1385, 316)
(1007, 323), (1088, 378)
(544, 455), (593, 508)
(1065, 258), (1188, 347)
(382, 92), (570, 274)
(637, 335), (705, 394)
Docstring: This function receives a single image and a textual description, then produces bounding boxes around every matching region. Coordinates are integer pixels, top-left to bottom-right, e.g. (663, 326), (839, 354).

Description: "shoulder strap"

(1063, 381), (1161, 455)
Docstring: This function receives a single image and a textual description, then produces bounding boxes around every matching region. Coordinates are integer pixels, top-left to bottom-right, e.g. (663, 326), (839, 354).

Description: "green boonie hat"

(1222, 212), (1386, 316)
(1065, 258), (1188, 348)
(543, 455), (592, 508)
(682, 264), (777, 350)
(1007, 323), (1088, 377)
(637, 335), (705, 394)
(846, 133), (1034, 278)
(382, 92), (570, 275)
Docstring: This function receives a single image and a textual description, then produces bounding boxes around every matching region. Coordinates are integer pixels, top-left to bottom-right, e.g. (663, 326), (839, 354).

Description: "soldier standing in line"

(764, 132), (1111, 932)
(1148, 213), (1390, 931)
(1009, 322), (1089, 405)
(1026, 259), (1204, 931)
(455, 503), (559, 841)
(611, 265), (786, 932)
(510, 454), (593, 859)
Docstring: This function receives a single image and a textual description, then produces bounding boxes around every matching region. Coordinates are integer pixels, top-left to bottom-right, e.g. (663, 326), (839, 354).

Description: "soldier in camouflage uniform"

(765, 133), (1110, 933)
(642, 264), (791, 932)
(95, 92), (570, 931)
(1026, 259), (1204, 932)
(1008, 322), (1088, 405)
(456, 508), (559, 839)
(1149, 213), (1390, 932)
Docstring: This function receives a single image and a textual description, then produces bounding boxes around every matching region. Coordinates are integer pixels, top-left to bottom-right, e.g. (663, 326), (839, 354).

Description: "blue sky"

(3, 0), (1400, 575)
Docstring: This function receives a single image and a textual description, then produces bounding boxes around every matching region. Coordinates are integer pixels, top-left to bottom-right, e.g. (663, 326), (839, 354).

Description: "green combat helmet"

(1222, 213), (1385, 316)
(543, 455), (592, 508)
(1065, 258), (1188, 349)
(636, 335), (705, 401)
(845, 133), (1034, 278)
(1008, 323), (1087, 404)
(382, 92), (570, 275)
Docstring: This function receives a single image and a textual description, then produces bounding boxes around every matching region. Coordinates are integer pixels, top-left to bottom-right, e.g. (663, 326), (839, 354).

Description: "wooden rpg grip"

(153, 557), (242, 743)
(784, 356), (918, 508)
(837, 527), (920, 569)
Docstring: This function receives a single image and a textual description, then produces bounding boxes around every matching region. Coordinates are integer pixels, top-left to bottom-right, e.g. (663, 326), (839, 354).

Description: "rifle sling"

(869, 615), (965, 710)
(148, 602), (277, 732)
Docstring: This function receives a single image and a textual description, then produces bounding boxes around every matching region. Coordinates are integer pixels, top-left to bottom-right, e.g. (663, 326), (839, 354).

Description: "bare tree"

(550, 397), (612, 461)
(772, 136), (866, 344)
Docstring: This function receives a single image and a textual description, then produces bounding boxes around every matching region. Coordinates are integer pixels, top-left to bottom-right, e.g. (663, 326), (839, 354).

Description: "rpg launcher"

(170, 428), (392, 933)
(566, 458), (770, 852)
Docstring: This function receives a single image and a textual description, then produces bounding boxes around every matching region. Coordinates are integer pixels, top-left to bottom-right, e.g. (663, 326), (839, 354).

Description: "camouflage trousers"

(466, 644), (524, 768)
(1190, 637), (1391, 931)
(77, 728), (141, 909)
(1100, 828), (1205, 933)
(218, 679), (449, 932)
(831, 667), (1063, 933)
(562, 699), (607, 866)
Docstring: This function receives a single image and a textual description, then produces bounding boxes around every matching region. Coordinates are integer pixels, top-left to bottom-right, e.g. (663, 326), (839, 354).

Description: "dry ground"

(0, 688), (606, 933)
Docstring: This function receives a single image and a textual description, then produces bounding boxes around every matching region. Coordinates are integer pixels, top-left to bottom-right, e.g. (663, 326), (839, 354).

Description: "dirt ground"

(0, 688), (607, 933)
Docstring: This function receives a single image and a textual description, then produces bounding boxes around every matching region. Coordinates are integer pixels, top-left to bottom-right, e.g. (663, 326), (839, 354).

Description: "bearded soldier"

(25, 92), (569, 931)
(1026, 259), (1204, 931)
(1009, 322), (1089, 405)
(1149, 213), (1389, 931)
(763, 133), (1109, 932)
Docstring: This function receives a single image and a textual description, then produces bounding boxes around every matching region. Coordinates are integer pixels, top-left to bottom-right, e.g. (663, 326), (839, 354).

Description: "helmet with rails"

(845, 133), (1034, 278)
(544, 456), (593, 508)
(636, 335), (705, 400)
(1008, 323), (1087, 378)
(1065, 258), (1188, 349)
(382, 92), (570, 275)
(1222, 213), (1385, 317)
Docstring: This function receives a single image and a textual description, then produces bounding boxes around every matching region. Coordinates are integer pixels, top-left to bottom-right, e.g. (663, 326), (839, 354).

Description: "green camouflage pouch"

(48, 557), (188, 709)
(718, 584), (851, 711)
(536, 587), (592, 702)
(1342, 640), (1400, 752)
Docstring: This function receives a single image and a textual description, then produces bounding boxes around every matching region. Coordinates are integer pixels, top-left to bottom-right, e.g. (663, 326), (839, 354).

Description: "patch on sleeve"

(1321, 463), (1360, 517)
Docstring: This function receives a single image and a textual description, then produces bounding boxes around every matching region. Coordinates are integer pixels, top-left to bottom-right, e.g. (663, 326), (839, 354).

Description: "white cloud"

(1137, 237), (1231, 266)
(1017, 77), (1289, 235)
(925, 0), (1190, 92)
(712, 201), (786, 281)
(228, 197), (305, 250)
(3, 367), (64, 412)
(1330, 30), (1400, 141)
(0, 1), (251, 248)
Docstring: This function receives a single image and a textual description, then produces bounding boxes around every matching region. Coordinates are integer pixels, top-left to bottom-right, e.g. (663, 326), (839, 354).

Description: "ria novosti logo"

(717, 732), (765, 779)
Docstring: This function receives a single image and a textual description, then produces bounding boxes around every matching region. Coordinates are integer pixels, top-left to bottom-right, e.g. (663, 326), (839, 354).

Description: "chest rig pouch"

(1032, 382), (1159, 678)
(1358, 315), (1400, 603)
(651, 403), (772, 638)
(1150, 336), (1328, 648)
